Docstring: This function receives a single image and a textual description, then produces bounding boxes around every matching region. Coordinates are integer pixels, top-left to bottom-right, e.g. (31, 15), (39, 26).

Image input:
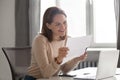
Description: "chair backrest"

(2, 46), (31, 80)
(0, 49), (13, 80)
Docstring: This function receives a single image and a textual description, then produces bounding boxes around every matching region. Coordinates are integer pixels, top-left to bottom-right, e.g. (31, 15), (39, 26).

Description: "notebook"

(71, 50), (119, 80)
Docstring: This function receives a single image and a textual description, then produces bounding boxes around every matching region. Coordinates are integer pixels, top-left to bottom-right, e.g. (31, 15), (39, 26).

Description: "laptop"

(73, 50), (119, 80)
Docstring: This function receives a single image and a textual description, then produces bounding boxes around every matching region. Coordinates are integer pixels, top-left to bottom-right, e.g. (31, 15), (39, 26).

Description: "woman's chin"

(60, 32), (65, 36)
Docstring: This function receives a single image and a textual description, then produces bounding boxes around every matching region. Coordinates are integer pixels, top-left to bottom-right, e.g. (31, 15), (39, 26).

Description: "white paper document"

(67, 67), (97, 79)
(62, 35), (92, 64)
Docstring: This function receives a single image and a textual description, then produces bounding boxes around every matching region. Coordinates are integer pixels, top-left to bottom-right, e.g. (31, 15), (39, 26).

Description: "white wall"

(0, 0), (15, 80)
(0, 0), (15, 47)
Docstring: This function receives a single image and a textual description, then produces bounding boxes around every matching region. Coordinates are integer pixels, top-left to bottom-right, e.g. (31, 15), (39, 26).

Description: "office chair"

(2, 46), (31, 80)
(0, 48), (13, 80)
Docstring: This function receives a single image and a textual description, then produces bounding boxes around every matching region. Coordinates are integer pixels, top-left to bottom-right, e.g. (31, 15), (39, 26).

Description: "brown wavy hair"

(41, 7), (67, 42)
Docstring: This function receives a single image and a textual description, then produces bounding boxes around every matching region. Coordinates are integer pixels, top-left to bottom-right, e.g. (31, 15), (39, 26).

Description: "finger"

(60, 47), (69, 50)
(60, 52), (68, 56)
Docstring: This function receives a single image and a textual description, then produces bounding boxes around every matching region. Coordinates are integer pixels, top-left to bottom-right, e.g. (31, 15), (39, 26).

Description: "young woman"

(24, 7), (87, 80)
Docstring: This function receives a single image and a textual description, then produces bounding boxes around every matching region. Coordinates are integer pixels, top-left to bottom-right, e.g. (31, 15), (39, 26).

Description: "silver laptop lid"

(96, 50), (119, 80)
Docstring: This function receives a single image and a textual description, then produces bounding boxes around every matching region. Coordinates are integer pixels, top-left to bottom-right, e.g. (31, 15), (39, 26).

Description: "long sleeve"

(30, 35), (60, 78)
(60, 58), (80, 74)
(27, 35), (79, 78)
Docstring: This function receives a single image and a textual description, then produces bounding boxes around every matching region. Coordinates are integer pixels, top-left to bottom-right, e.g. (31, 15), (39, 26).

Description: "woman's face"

(47, 14), (67, 40)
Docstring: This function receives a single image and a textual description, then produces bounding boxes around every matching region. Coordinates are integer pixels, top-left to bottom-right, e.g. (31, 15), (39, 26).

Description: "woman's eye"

(56, 23), (61, 27)
(64, 22), (67, 25)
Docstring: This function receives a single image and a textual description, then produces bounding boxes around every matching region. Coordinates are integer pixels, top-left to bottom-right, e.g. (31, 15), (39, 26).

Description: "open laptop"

(73, 50), (119, 80)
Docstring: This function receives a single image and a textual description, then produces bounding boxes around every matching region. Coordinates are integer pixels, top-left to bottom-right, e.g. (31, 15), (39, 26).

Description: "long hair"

(41, 7), (67, 42)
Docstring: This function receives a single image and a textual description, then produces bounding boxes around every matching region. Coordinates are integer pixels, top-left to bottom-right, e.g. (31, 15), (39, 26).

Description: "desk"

(37, 76), (120, 80)
(37, 67), (120, 80)
(37, 76), (73, 80)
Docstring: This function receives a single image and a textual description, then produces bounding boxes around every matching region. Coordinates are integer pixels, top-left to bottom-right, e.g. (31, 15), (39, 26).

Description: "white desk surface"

(37, 67), (120, 80)
(37, 76), (120, 80)
(37, 76), (73, 80)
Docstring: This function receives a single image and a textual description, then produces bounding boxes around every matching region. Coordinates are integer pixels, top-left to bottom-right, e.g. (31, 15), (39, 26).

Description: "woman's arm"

(32, 36), (60, 78)
(60, 58), (79, 74)
(60, 52), (87, 74)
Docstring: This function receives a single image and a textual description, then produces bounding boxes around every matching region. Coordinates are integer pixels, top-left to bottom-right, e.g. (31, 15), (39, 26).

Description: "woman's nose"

(60, 24), (66, 29)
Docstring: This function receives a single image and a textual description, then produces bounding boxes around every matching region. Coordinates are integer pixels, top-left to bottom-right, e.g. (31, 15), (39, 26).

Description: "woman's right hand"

(56, 47), (69, 63)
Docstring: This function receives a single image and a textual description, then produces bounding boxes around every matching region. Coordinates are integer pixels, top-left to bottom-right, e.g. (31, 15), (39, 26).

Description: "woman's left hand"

(75, 52), (87, 61)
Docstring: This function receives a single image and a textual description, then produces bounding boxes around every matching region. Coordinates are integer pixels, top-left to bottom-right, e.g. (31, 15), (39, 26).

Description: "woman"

(24, 6), (87, 80)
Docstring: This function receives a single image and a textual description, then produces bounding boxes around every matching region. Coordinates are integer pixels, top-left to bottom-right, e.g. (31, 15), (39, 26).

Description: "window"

(40, 0), (56, 31)
(40, 0), (117, 48)
(59, 0), (87, 37)
(92, 0), (116, 48)
(40, 0), (87, 37)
